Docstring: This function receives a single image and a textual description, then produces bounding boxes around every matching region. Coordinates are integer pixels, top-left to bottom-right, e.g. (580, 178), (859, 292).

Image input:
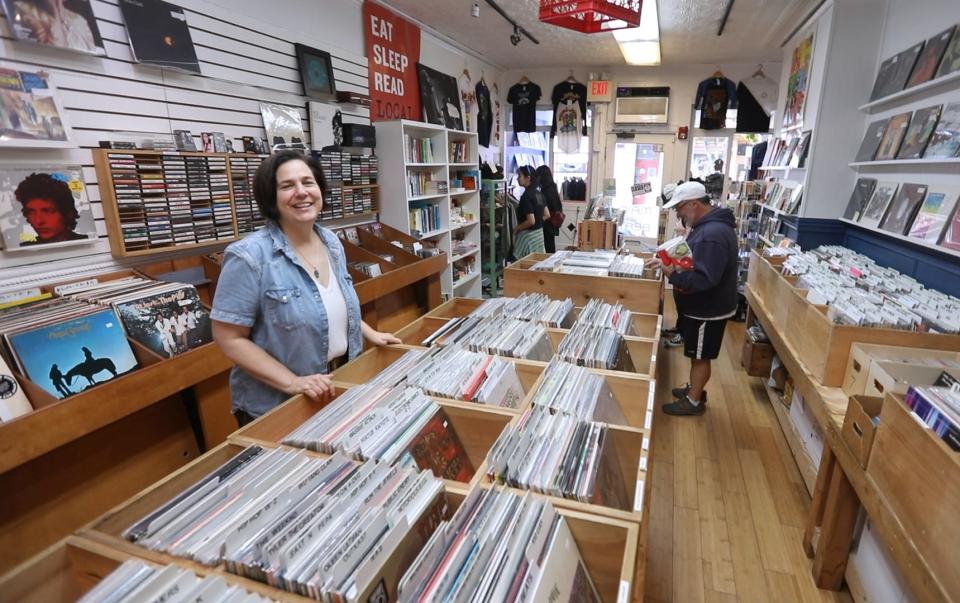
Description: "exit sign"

(588, 80), (612, 103)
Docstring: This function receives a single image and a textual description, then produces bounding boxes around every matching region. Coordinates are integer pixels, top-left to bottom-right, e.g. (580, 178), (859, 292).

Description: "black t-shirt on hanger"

(507, 82), (542, 133)
(475, 79), (493, 147)
(550, 81), (587, 137)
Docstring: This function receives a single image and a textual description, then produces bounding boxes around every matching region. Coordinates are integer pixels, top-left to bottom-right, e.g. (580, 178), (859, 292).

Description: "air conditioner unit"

(614, 86), (670, 124)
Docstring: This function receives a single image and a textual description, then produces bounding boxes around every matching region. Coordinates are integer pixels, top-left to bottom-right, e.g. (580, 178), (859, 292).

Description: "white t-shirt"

(313, 253), (349, 361)
(556, 100), (581, 153)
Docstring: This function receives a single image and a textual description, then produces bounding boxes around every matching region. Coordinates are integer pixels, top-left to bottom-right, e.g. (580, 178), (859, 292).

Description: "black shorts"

(678, 315), (728, 360)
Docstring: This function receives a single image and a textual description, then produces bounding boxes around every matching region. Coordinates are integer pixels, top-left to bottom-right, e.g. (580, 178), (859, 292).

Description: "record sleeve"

(842, 178), (877, 221)
(907, 26), (955, 87)
(907, 186), (960, 243)
(854, 119), (889, 163)
(880, 183), (927, 235)
(875, 43), (924, 100)
(0, 65), (74, 147)
(118, 0), (201, 74)
(869, 55), (899, 101)
(402, 407), (475, 480)
(259, 102), (307, 152)
(874, 112), (911, 161)
(0, 165), (98, 250)
(859, 181), (899, 229)
(0, 354), (32, 421)
(924, 101), (960, 158)
(896, 104), (941, 159)
(1, 0), (106, 55)
(114, 285), (212, 358)
(9, 308), (138, 399)
(936, 26), (960, 79)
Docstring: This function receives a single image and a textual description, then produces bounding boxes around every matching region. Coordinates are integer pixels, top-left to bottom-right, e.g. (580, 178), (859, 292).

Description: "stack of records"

(405, 345), (526, 408)
(556, 324), (623, 370)
(573, 299), (632, 336)
(531, 251), (571, 271)
(399, 488), (602, 602)
(500, 293), (574, 328)
(77, 559), (273, 603)
(62, 276), (212, 358)
(282, 385), (474, 481)
(355, 348), (424, 388)
(529, 358), (627, 424)
(608, 254), (650, 279)
(906, 385), (960, 451)
(122, 446), (448, 600)
(0, 298), (138, 400)
(485, 406), (629, 510)
(350, 261), (382, 277)
(430, 315), (553, 361)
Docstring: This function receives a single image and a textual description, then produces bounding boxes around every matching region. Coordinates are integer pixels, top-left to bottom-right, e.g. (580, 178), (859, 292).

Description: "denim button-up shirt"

(210, 222), (363, 416)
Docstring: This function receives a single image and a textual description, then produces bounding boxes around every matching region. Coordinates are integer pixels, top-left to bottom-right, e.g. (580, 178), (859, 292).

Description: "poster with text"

(363, 0), (420, 122)
(783, 34), (813, 129)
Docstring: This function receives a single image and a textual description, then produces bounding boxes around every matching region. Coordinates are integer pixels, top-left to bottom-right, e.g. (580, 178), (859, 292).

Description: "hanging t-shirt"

(735, 82), (770, 133)
(550, 81), (587, 137)
(694, 77), (738, 130)
(475, 79), (493, 148)
(556, 100), (581, 153)
(458, 73), (475, 132)
(507, 82), (541, 133)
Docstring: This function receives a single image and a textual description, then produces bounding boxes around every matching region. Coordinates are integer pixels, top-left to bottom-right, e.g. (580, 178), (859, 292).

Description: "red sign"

(588, 80), (611, 102)
(363, 1), (421, 122)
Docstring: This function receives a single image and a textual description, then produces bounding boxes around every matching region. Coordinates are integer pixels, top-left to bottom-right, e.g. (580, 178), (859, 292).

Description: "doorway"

(605, 134), (676, 240)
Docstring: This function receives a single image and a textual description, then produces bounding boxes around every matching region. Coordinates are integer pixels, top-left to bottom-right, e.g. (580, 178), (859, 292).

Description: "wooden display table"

(745, 281), (955, 602)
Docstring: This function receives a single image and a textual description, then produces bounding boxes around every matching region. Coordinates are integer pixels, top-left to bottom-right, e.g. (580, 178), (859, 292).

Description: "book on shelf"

(409, 201), (443, 234)
(449, 140), (469, 163)
(907, 185), (960, 243)
(924, 101), (960, 159)
(404, 135), (436, 163)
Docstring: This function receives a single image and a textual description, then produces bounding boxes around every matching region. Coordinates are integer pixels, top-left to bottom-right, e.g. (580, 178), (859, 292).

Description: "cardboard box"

(842, 343), (960, 397)
(842, 395), (884, 468)
(863, 361), (951, 398)
(741, 337), (774, 377)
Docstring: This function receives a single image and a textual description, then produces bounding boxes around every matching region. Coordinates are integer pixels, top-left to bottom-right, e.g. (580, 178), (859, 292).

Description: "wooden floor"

(644, 314), (852, 603)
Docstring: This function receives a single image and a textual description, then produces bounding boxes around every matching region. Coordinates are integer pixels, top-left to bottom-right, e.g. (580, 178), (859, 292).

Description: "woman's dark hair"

(253, 150), (327, 222)
(14, 172), (79, 230)
(517, 165), (539, 188)
(535, 165), (556, 191)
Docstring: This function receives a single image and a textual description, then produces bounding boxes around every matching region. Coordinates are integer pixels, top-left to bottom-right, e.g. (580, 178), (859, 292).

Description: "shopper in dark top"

(507, 81), (541, 133)
(513, 165), (549, 258)
(653, 181), (738, 416)
(536, 165), (563, 253)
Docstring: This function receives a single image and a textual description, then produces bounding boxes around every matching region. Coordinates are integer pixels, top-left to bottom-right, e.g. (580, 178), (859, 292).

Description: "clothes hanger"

(712, 67), (724, 80)
(566, 70), (578, 83)
(462, 68), (471, 80)
(519, 74), (530, 84)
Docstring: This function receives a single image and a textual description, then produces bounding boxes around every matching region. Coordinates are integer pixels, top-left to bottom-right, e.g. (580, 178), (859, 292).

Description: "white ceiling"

(379, 0), (821, 68)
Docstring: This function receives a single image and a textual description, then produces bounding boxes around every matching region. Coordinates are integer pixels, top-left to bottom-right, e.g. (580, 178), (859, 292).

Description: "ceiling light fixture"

(612, 0), (660, 65)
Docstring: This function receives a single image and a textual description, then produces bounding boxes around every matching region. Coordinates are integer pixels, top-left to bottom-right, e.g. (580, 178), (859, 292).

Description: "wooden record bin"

(0, 269), (234, 573)
(504, 253), (663, 314)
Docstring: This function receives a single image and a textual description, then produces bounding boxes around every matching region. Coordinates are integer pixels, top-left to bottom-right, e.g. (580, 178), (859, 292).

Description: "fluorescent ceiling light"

(613, 0), (659, 41)
(618, 40), (661, 65)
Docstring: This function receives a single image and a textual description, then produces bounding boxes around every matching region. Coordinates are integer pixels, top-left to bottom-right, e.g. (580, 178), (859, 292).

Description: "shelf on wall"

(758, 235), (776, 247)
(859, 69), (960, 112)
(408, 193), (448, 202)
(449, 163), (476, 168)
(848, 158), (960, 168)
(451, 220), (480, 232)
(416, 227), (448, 239)
(450, 248), (480, 264)
(452, 272), (480, 289)
(406, 162), (445, 167)
(758, 203), (795, 217)
(450, 188), (478, 196)
(839, 217), (960, 260)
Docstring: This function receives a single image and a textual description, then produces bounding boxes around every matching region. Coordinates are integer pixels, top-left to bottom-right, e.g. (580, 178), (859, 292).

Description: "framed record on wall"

(1, 0), (106, 55)
(295, 43), (337, 100)
(118, 0), (201, 74)
(0, 166), (97, 250)
(417, 63), (464, 130)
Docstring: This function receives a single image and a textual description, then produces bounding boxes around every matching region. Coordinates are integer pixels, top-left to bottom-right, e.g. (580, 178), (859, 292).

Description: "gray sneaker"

(670, 384), (707, 403)
(664, 332), (684, 347)
(662, 395), (707, 416)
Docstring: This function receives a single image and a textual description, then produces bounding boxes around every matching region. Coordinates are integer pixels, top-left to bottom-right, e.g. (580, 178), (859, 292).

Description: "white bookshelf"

(374, 120), (481, 299)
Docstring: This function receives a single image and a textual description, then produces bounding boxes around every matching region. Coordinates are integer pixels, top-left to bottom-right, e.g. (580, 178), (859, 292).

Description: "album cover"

(869, 55), (899, 101)
(0, 354), (32, 422)
(294, 43), (337, 100)
(9, 308), (138, 399)
(1, 0), (105, 55)
(0, 66), (73, 147)
(936, 26), (960, 79)
(854, 119), (889, 162)
(308, 101), (339, 150)
(874, 43), (924, 100)
(118, 0), (201, 74)
(859, 181), (899, 229)
(880, 182), (927, 235)
(907, 185), (960, 243)
(874, 112), (911, 161)
(924, 101), (960, 158)
(114, 285), (212, 358)
(0, 166), (97, 250)
(241, 135), (257, 153)
(896, 105), (941, 159)
(211, 131), (226, 152)
(417, 63), (464, 130)
(173, 129), (196, 151)
(940, 200), (960, 251)
(259, 102), (307, 151)
(842, 178), (877, 221)
(403, 408), (475, 482)
(907, 26), (955, 87)
(791, 130), (812, 168)
(200, 131), (212, 152)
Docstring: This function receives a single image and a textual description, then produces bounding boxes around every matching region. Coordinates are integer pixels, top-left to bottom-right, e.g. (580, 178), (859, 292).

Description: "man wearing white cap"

(654, 181), (738, 416)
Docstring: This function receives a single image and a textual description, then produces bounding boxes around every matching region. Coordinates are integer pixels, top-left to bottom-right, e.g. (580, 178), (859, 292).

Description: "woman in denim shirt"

(211, 151), (400, 425)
